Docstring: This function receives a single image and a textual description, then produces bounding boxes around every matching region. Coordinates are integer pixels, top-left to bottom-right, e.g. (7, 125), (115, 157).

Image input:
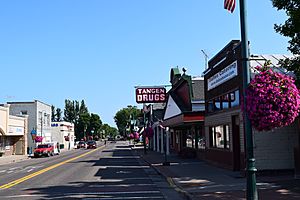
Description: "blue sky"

(0, 0), (290, 127)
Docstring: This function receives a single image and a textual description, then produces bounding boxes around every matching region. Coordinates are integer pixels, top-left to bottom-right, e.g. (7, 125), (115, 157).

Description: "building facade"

(203, 40), (299, 171)
(0, 104), (28, 156)
(7, 100), (52, 154)
(51, 121), (75, 150)
(162, 68), (205, 156)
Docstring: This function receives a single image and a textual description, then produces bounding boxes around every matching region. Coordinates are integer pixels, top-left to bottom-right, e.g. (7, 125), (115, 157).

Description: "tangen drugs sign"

(135, 87), (166, 103)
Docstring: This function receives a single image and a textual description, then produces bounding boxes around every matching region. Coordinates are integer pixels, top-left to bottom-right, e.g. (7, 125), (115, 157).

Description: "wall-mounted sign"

(207, 61), (238, 91)
(7, 126), (24, 136)
(136, 87), (166, 103)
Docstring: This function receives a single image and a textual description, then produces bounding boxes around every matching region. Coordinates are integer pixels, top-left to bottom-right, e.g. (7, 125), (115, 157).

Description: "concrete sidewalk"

(132, 145), (300, 200)
(0, 154), (31, 166)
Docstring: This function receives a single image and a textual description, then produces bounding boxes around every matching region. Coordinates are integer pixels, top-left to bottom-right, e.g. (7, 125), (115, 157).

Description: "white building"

(7, 100), (51, 154)
(51, 121), (75, 150)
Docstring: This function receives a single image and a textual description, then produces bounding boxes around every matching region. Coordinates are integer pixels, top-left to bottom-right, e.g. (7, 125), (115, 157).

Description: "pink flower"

(243, 66), (300, 131)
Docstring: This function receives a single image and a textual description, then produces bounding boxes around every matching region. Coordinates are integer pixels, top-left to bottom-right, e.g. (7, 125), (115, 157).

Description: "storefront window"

(225, 125), (230, 149)
(207, 90), (240, 114)
(231, 90), (240, 107)
(0, 136), (4, 151)
(214, 97), (221, 110)
(209, 125), (230, 149)
(208, 100), (214, 113)
(222, 94), (229, 109)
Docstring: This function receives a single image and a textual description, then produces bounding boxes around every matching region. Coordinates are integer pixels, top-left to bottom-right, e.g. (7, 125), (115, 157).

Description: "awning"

(162, 112), (204, 127)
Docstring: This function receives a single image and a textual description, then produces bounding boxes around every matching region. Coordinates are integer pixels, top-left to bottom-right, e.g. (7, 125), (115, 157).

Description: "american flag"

(224, 0), (236, 13)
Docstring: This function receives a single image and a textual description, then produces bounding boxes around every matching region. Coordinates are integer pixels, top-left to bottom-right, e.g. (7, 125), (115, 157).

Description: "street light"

(40, 110), (47, 143)
(239, 0), (257, 199)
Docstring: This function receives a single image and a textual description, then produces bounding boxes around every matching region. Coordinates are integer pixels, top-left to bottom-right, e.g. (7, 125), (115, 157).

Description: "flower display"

(245, 66), (300, 131)
(144, 127), (154, 138)
(34, 136), (43, 143)
(129, 133), (134, 139)
(134, 132), (140, 140)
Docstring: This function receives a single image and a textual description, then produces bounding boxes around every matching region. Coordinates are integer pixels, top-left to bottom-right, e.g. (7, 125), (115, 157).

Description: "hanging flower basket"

(134, 132), (140, 140)
(244, 66), (300, 131)
(129, 133), (134, 140)
(144, 127), (154, 138)
(34, 136), (43, 143)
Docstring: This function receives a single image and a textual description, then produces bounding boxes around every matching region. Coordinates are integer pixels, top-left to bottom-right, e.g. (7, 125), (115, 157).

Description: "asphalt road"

(0, 141), (183, 200)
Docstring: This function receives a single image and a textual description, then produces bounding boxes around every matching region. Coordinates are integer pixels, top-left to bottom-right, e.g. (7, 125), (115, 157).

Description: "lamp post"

(40, 110), (47, 143)
(239, 0), (258, 199)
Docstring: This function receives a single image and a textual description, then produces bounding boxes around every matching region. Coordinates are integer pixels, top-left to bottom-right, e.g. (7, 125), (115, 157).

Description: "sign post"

(135, 86), (167, 155)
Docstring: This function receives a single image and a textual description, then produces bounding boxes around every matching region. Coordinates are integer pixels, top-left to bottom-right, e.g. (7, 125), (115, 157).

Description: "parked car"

(77, 141), (86, 149)
(33, 144), (54, 157)
(87, 140), (97, 149)
(46, 142), (60, 155)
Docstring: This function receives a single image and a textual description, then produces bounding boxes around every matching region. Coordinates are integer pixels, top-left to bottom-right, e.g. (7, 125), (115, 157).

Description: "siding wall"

(253, 122), (299, 170)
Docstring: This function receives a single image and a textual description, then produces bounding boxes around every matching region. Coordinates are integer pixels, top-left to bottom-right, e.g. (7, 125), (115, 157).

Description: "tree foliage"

(114, 105), (142, 136)
(63, 99), (101, 140)
(56, 108), (62, 122)
(272, 0), (300, 85)
(101, 123), (118, 138)
(51, 105), (56, 122)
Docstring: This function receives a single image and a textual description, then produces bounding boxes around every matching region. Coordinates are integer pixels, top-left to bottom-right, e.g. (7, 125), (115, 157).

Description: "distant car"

(77, 141), (86, 149)
(107, 137), (116, 143)
(34, 144), (54, 157)
(87, 140), (97, 149)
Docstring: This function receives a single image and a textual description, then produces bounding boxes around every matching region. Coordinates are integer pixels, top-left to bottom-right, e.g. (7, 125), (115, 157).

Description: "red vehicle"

(34, 144), (54, 157)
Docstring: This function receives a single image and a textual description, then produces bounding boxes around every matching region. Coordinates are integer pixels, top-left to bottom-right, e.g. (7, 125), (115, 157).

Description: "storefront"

(162, 68), (205, 157)
(203, 40), (299, 171)
(0, 105), (28, 156)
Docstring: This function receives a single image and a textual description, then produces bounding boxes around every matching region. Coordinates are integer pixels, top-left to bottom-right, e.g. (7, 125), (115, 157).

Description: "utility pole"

(239, 0), (258, 199)
(201, 49), (209, 69)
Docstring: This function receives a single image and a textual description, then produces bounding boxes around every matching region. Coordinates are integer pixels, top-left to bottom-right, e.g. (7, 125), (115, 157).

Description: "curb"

(132, 147), (193, 200)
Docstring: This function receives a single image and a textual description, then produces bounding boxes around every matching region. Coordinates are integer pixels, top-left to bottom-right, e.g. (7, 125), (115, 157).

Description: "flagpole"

(239, 0), (258, 199)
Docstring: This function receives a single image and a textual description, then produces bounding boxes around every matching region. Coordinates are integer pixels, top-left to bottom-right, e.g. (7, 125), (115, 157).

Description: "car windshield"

(87, 141), (95, 145)
(79, 141), (85, 144)
(37, 144), (49, 148)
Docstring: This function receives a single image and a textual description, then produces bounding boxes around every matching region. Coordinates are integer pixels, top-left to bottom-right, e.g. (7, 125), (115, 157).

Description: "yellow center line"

(0, 145), (105, 189)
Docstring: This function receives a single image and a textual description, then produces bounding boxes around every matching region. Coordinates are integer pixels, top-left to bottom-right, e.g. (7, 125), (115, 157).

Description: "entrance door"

(15, 140), (23, 155)
(232, 115), (241, 171)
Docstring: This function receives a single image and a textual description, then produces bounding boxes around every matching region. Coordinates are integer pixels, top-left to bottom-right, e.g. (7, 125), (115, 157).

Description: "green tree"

(74, 100), (80, 123)
(101, 123), (118, 139)
(89, 113), (102, 138)
(272, 0), (300, 85)
(114, 105), (141, 136)
(77, 112), (91, 140)
(56, 108), (62, 122)
(79, 100), (88, 114)
(63, 100), (75, 123)
(51, 105), (56, 122)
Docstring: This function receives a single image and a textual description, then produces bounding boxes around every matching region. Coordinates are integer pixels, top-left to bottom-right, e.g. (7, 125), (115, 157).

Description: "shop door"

(232, 115), (241, 171)
(15, 140), (23, 155)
